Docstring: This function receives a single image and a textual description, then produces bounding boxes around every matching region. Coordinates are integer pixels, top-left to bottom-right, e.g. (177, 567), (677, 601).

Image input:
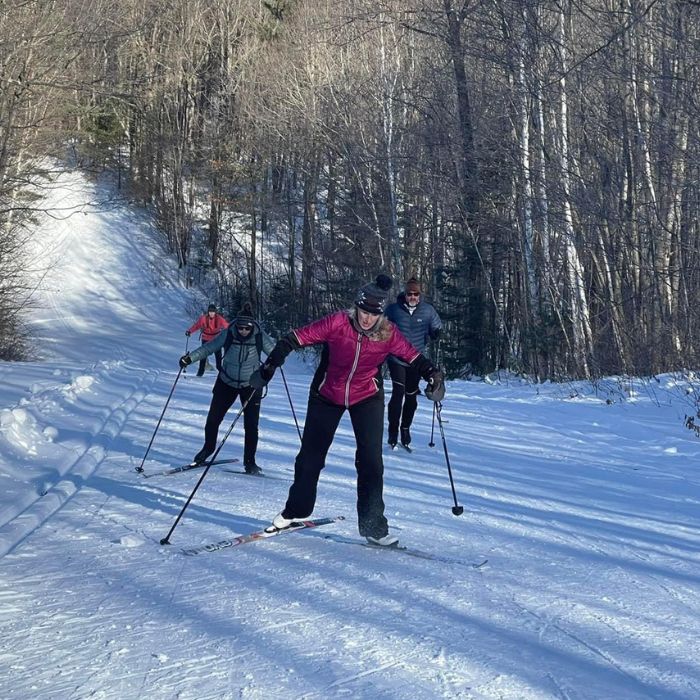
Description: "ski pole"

(435, 401), (464, 516)
(159, 392), (255, 545)
(429, 338), (441, 447)
(279, 367), (302, 442)
(135, 367), (183, 473)
(183, 335), (190, 374)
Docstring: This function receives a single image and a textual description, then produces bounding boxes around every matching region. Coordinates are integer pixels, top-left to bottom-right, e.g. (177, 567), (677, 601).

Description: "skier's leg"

(196, 341), (207, 376)
(240, 386), (262, 469)
(400, 366), (421, 445)
(350, 394), (389, 538)
(199, 378), (238, 459)
(281, 394), (343, 519)
(386, 361), (406, 445)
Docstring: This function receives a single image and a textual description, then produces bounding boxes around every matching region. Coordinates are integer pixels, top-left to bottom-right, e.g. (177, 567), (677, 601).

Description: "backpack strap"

(223, 327), (234, 354)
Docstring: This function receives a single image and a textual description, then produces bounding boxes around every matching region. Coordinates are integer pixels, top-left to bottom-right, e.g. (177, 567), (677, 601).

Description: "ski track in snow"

(0, 169), (699, 699)
(0, 364), (160, 556)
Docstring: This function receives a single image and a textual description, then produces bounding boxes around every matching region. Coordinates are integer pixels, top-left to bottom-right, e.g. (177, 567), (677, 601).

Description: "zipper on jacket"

(221, 337), (251, 386)
(344, 332), (363, 407)
(230, 341), (242, 384)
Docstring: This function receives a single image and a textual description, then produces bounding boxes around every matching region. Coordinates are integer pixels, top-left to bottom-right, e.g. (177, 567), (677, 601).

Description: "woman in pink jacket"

(250, 275), (444, 547)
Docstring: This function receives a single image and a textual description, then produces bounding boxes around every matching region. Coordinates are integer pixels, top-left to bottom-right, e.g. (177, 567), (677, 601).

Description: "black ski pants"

(387, 361), (420, 440)
(197, 342), (223, 376)
(203, 377), (260, 465)
(282, 391), (389, 539)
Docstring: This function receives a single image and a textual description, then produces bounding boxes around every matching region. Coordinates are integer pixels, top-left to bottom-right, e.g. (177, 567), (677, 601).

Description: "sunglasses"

(406, 292), (420, 297)
(236, 325), (253, 332)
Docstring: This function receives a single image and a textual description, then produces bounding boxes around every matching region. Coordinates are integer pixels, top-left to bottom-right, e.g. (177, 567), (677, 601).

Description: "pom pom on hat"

(236, 302), (255, 328)
(355, 274), (393, 314)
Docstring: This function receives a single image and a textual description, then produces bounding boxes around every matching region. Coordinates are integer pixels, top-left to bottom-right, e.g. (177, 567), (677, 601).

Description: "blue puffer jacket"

(188, 321), (276, 388)
(385, 294), (442, 366)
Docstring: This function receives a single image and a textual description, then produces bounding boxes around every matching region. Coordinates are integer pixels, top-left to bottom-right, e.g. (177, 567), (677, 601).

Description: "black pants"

(197, 342), (223, 376)
(387, 361), (420, 440)
(203, 378), (260, 465)
(282, 391), (389, 539)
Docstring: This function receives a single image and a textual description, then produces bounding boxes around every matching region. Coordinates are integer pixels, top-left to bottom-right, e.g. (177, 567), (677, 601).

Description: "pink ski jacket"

(293, 311), (420, 407)
(188, 313), (229, 342)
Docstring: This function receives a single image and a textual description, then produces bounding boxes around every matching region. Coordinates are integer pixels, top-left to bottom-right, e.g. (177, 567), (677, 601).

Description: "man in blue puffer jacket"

(384, 278), (442, 449)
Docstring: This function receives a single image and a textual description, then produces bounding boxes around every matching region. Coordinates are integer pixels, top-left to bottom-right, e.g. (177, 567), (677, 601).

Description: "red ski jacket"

(188, 313), (229, 342)
(293, 311), (420, 407)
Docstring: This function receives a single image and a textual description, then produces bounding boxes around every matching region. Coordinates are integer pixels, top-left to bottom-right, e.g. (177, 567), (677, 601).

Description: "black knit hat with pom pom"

(355, 274), (393, 314)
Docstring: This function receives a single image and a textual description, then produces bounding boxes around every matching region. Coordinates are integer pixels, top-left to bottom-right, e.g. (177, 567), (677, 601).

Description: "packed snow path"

(0, 170), (699, 699)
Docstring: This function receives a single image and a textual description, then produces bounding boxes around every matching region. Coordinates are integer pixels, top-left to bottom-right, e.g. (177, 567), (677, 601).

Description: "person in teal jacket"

(179, 303), (276, 473)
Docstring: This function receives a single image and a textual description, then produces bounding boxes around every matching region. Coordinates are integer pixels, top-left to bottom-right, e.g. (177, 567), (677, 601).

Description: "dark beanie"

(355, 274), (393, 314)
(207, 303), (217, 312)
(236, 302), (255, 328)
(405, 278), (421, 294)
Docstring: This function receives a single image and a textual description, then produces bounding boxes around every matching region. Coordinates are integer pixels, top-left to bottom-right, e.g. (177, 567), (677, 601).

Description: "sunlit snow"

(0, 169), (698, 699)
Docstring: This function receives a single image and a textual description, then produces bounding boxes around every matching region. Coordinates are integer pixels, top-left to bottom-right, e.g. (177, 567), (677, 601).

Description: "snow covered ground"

(0, 170), (699, 700)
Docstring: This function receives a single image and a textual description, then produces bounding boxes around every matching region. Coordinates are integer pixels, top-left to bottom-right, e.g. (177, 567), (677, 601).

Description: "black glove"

(249, 362), (275, 389)
(425, 369), (445, 402)
(185, 330), (191, 337)
(267, 335), (299, 367)
(179, 354), (192, 369)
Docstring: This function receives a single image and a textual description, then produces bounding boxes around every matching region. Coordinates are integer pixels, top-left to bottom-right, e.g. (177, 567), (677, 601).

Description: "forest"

(2, 0), (699, 379)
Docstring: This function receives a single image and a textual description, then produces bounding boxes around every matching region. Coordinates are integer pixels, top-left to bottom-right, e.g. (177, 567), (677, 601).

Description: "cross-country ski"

(321, 533), (488, 568)
(140, 458), (239, 478)
(181, 516), (345, 556)
(218, 468), (288, 481)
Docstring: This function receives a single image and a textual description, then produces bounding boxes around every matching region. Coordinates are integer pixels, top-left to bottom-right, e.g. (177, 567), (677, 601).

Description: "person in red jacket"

(249, 274), (445, 547)
(186, 304), (229, 376)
